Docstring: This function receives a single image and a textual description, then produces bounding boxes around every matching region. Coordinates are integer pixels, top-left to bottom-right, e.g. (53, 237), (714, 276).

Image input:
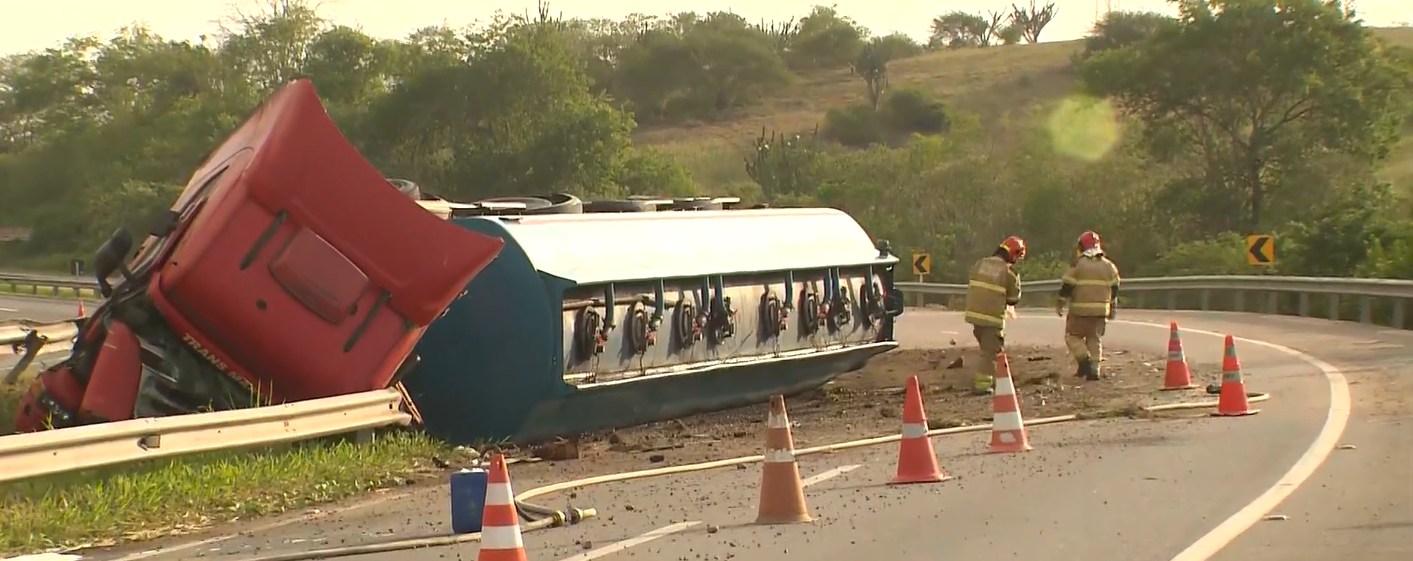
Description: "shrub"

(822, 103), (885, 147)
(614, 148), (698, 196)
(881, 88), (951, 135)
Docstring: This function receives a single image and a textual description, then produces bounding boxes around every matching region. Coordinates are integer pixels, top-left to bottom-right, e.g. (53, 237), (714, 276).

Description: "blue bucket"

(449, 468), (488, 534)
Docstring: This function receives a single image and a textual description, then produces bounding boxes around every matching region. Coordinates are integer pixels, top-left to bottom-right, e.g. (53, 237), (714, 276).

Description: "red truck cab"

(14, 79), (504, 430)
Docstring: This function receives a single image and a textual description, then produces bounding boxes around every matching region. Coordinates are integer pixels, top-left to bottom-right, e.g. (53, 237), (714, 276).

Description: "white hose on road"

(238, 392), (1271, 561)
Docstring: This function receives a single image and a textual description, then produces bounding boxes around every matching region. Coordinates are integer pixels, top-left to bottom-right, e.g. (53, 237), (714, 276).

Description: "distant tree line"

(0, 0), (1409, 284)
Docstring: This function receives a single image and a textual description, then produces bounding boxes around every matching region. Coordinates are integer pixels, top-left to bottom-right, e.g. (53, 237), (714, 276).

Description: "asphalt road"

(0, 294), (81, 323)
(0, 294), (82, 372)
(65, 309), (1413, 561)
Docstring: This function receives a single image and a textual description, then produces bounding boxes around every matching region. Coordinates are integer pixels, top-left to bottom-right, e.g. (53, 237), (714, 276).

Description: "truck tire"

(583, 200), (657, 213)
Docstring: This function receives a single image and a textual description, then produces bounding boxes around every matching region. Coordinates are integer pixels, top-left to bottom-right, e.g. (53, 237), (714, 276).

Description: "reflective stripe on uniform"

(965, 310), (1004, 326)
(969, 279), (1006, 293)
(1061, 276), (1113, 287)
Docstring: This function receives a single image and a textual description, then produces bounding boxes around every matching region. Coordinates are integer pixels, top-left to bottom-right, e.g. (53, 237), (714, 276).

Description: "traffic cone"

(76, 298), (85, 318)
(755, 394), (812, 525)
(1214, 335), (1259, 417)
(988, 353), (1032, 453)
(477, 453), (528, 561)
(890, 375), (951, 484)
(1162, 322), (1197, 390)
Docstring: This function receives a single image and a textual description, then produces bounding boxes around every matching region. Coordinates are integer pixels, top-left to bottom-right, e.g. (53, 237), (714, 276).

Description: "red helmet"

(1077, 231), (1102, 252)
(999, 236), (1026, 262)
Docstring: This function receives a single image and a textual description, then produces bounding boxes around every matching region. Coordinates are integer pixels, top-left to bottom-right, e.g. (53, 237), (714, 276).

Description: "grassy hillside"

(637, 27), (1413, 193)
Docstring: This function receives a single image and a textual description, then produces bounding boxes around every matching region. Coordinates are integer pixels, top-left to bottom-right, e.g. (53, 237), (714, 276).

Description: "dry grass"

(635, 28), (1413, 195)
(634, 40), (1080, 150)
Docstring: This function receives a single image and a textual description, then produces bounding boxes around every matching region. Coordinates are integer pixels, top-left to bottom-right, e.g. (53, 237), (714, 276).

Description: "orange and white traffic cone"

(1214, 335), (1259, 417)
(76, 298), (86, 318)
(1162, 322), (1197, 390)
(988, 353), (1032, 453)
(755, 394), (812, 525)
(890, 375), (951, 485)
(477, 453), (527, 561)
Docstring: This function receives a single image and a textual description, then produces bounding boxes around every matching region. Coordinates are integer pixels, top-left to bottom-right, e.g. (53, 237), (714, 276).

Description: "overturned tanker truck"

(13, 78), (908, 445)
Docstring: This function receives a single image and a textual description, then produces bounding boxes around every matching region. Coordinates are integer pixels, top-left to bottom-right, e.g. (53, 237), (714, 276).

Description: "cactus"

(753, 19), (799, 55)
(743, 126), (822, 200)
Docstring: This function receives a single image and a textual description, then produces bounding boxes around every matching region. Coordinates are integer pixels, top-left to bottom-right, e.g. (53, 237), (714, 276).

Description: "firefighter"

(963, 236), (1026, 395)
(1055, 230), (1121, 381)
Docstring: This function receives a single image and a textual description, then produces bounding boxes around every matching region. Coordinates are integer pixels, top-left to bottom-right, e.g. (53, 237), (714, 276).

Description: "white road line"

(105, 534), (238, 561)
(801, 464), (861, 487)
(557, 521), (701, 561)
(1110, 319), (1352, 561)
(555, 464), (862, 561)
(0, 554), (83, 560)
(0, 307), (18, 312)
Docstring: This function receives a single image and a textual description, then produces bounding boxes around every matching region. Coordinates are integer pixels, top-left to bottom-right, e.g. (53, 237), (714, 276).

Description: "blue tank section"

(404, 208), (905, 445)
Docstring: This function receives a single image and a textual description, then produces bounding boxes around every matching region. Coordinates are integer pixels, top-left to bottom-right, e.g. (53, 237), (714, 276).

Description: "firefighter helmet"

(999, 236), (1027, 262)
(1077, 231), (1102, 252)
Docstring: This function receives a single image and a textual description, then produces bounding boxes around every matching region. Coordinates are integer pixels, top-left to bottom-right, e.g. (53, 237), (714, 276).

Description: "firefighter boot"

(972, 375), (995, 395)
(1081, 359), (1100, 381)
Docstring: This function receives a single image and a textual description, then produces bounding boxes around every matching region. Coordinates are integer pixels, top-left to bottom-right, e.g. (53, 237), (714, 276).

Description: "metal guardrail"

(897, 274), (1413, 329)
(0, 387), (412, 484)
(0, 272), (98, 297)
(1, 318), (81, 384)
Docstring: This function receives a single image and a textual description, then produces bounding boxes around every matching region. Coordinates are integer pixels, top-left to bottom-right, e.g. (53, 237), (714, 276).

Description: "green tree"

(364, 16), (634, 199)
(1079, 11), (1178, 60)
(787, 5), (868, 70)
(928, 12), (991, 48)
(613, 12), (790, 121)
(1081, 0), (1413, 232)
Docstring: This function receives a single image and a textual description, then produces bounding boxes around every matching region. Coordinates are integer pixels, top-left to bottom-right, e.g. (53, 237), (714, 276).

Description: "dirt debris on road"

(503, 345), (1224, 482)
(43, 344), (1218, 557)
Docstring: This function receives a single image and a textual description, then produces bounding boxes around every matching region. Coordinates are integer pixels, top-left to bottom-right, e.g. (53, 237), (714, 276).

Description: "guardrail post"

(1328, 295), (1340, 321)
(1298, 293), (1310, 317)
(1233, 290), (1245, 312)
(30, 284), (38, 295)
(1265, 292), (1279, 314)
(1166, 291), (1177, 310)
(1200, 290), (1211, 311)
(1394, 299), (1407, 329)
(1359, 297), (1373, 324)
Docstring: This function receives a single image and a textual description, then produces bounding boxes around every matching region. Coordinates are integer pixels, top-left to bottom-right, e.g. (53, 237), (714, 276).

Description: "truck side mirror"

(884, 288), (905, 317)
(94, 228), (135, 298)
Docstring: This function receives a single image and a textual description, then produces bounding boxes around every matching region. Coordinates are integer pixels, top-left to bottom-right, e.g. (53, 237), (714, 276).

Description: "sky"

(1, 0), (1406, 55)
